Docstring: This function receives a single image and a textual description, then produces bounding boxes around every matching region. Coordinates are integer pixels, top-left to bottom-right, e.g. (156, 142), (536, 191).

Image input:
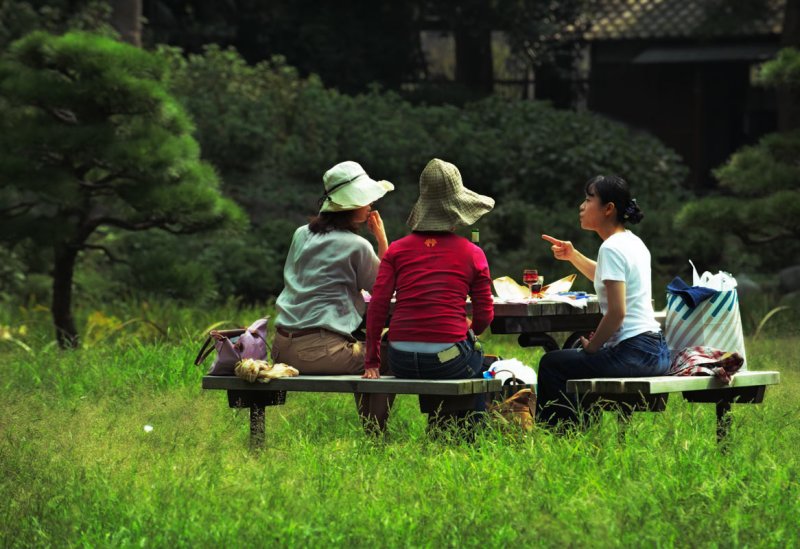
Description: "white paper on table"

(492, 276), (531, 302)
(542, 294), (588, 309)
(541, 274), (577, 295)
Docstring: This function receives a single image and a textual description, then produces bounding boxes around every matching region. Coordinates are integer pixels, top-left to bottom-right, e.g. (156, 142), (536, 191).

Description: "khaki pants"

(272, 329), (394, 431)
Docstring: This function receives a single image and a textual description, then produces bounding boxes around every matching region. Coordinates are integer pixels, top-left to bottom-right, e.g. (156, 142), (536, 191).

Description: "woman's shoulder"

(304, 226), (371, 251)
(397, 231), (473, 249)
(290, 224), (311, 243)
(331, 229), (371, 248)
(603, 230), (646, 248)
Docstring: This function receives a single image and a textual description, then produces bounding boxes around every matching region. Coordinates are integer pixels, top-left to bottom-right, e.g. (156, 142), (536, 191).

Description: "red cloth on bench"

(668, 346), (744, 384)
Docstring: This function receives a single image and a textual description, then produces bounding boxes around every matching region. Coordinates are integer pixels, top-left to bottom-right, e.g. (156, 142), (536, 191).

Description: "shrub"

(8, 43), (685, 308)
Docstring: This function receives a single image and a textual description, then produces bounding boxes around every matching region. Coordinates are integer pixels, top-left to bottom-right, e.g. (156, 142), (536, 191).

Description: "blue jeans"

(537, 331), (671, 427)
(388, 339), (485, 411)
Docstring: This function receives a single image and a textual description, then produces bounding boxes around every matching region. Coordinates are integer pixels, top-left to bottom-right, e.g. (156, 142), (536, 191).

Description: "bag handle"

(493, 369), (524, 387)
(194, 336), (215, 366)
(248, 325), (271, 356)
(211, 328), (247, 339)
(194, 327), (248, 366)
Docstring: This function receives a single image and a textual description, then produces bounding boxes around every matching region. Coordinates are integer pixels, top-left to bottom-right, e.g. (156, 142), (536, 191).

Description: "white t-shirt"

(594, 230), (661, 347)
(275, 225), (380, 336)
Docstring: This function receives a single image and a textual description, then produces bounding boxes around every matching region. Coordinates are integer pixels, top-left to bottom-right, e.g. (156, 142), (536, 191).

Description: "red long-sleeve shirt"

(365, 232), (494, 370)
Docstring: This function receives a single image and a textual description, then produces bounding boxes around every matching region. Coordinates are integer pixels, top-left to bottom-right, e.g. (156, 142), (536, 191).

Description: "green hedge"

(133, 45), (687, 302)
(6, 42), (688, 304)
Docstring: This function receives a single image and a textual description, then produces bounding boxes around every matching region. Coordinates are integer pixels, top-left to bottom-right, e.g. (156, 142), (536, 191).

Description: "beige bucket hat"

(319, 161), (394, 213)
(406, 159), (495, 231)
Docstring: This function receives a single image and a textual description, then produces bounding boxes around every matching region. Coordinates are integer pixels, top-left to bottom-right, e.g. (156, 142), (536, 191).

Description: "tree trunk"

(52, 244), (79, 349)
(779, 0), (800, 130)
(455, 26), (493, 96)
(111, 0), (142, 47)
(783, 0), (800, 48)
(454, 0), (494, 100)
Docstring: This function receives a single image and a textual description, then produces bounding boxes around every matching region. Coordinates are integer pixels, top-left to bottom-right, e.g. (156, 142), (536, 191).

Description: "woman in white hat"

(363, 159), (495, 396)
(272, 161), (395, 433)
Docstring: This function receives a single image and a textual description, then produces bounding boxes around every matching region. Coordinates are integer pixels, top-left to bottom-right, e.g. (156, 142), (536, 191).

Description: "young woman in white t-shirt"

(537, 175), (670, 428)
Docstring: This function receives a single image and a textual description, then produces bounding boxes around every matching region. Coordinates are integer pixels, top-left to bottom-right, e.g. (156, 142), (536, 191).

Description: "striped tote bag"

(664, 290), (747, 370)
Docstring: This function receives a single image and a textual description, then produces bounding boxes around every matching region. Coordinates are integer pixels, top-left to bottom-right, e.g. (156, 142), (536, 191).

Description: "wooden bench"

(566, 370), (780, 441)
(202, 375), (505, 447)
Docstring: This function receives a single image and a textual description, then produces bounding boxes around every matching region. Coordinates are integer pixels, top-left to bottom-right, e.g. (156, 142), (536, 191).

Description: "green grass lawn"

(1, 306), (798, 547)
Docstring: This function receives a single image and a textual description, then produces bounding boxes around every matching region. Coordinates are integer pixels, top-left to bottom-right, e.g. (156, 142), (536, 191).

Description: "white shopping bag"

(664, 289), (747, 370)
(486, 358), (538, 386)
(689, 259), (738, 291)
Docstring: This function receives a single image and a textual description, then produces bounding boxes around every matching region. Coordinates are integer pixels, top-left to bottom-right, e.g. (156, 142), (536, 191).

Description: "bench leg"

(716, 401), (732, 443)
(250, 404), (265, 449)
(578, 393), (667, 437)
(684, 386), (765, 444)
(615, 406), (633, 440)
(226, 390), (286, 450)
(419, 394), (485, 440)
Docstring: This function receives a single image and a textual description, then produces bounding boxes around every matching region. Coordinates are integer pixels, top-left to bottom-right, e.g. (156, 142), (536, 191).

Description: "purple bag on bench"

(194, 317), (270, 375)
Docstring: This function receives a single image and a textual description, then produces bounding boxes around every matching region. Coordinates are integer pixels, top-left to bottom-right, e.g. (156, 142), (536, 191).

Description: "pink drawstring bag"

(194, 317), (270, 376)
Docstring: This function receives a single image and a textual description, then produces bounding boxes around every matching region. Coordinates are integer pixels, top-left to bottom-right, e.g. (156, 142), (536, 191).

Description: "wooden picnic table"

(488, 297), (603, 351)
(374, 295), (604, 352)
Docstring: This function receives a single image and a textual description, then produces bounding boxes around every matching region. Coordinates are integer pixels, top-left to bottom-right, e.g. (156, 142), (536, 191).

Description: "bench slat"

(566, 371), (780, 395)
(202, 375), (502, 395)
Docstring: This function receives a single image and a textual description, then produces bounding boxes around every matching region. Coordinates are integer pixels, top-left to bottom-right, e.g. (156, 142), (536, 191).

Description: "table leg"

(517, 333), (559, 352)
(563, 331), (591, 350)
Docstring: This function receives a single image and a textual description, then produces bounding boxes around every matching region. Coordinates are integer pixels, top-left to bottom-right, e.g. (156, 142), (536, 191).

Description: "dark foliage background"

(6, 0), (795, 319)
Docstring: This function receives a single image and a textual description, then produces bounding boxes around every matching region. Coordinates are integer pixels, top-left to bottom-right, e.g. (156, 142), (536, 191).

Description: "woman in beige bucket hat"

(273, 161), (395, 433)
(363, 159), (495, 413)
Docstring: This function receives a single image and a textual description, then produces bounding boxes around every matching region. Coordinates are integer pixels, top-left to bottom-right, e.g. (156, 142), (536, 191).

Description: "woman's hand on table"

(362, 367), (381, 379)
(542, 234), (575, 262)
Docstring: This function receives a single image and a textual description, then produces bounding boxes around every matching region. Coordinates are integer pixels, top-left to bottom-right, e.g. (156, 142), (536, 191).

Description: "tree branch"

(47, 107), (79, 125)
(91, 216), (223, 235)
(78, 176), (123, 190)
(81, 244), (129, 265)
(90, 170), (129, 188)
(741, 231), (797, 244)
(91, 217), (167, 232)
(0, 202), (36, 217)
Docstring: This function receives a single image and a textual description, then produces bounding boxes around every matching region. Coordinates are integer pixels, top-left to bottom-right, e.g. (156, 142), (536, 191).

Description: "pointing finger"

(541, 234), (561, 246)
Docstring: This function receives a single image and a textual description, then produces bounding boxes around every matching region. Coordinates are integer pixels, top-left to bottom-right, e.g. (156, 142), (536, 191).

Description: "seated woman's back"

(277, 224), (379, 336)
(377, 231), (493, 343)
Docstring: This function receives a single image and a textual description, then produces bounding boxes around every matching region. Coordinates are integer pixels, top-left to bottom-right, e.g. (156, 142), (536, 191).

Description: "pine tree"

(0, 31), (244, 347)
(675, 48), (800, 269)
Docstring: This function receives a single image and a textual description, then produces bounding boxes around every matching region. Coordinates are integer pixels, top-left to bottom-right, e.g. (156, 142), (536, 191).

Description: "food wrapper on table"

(491, 277), (531, 301)
(492, 274), (588, 309)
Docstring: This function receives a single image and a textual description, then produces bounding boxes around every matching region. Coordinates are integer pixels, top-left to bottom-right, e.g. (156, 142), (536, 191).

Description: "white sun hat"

(319, 161), (394, 213)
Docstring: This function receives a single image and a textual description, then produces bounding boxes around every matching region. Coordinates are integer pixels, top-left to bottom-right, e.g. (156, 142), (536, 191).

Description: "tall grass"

(1, 301), (798, 547)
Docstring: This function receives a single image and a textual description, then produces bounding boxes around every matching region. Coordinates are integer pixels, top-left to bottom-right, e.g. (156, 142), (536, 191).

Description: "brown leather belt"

(276, 326), (320, 338)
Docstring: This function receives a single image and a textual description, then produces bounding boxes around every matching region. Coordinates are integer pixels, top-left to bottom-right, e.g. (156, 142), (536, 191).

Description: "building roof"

(585, 0), (785, 41)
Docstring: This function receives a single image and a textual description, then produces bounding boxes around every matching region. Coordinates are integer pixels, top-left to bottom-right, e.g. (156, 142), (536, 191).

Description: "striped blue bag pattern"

(664, 290), (747, 370)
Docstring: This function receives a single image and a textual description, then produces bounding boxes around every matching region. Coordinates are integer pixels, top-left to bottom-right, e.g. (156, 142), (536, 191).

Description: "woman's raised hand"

(367, 210), (386, 239)
(542, 234), (575, 261)
(368, 210), (389, 259)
